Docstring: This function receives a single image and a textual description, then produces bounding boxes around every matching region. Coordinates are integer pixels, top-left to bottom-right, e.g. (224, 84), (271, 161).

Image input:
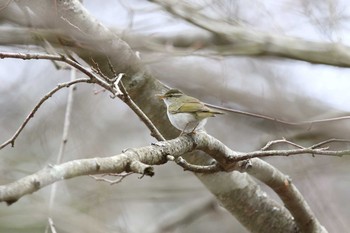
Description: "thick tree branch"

(0, 137), (174, 205)
(3, 20), (350, 69)
(241, 158), (327, 233)
(0, 134), (207, 205)
(192, 133), (350, 165)
(1, 131), (339, 232)
(150, 0), (350, 68)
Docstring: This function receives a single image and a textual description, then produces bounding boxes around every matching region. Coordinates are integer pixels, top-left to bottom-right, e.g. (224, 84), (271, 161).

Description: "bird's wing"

(170, 97), (224, 115)
(176, 100), (209, 113)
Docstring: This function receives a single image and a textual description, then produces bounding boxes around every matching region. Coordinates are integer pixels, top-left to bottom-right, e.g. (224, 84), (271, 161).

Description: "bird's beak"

(156, 94), (165, 99)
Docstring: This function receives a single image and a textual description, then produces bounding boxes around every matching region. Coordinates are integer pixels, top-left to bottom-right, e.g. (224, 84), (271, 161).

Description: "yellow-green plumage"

(158, 89), (223, 133)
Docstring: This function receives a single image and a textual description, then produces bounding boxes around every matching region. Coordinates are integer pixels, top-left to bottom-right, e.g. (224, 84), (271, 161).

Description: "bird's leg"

(179, 122), (200, 136)
(179, 123), (190, 136)
(179, 127), (187, 136)
(190, 123), (200, 134)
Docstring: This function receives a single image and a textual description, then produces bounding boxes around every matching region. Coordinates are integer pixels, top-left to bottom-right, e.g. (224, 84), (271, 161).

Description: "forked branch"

(0, 52), (163, 148)
(0, 131), (337, 232)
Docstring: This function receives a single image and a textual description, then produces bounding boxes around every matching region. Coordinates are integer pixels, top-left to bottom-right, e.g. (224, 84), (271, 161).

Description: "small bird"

(157, 89), (223, 134)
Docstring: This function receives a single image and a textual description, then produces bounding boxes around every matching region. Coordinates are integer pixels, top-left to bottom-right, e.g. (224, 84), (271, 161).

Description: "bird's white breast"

(162, 97), (207, 133)
(167, 112), (207, 133)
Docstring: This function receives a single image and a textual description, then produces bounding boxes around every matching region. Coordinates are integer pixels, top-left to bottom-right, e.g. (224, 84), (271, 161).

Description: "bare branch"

(191, 132), (328, 233)
(89, 172), (133, 185)
(89, 62), (165, 141)
(238, 158), (327, 233)
(0, 51), (117, 150)
(261, 138), (305, 151)
(1, 50), (349, 134)
(3, 19), (350, 70)
(56, 68), (77, 164)
(0, 52), (114, 91)
(310, 138), (350, 149)
(149, 0), (350, 68)
(231, 146), (350, 161)
(0, 77), (89, 150)
(0, 51), (165, 149)
(0, 130), (332, 232)
(46, 217), (58, 233)
(0, 133), (222, 204)
(175, 156), (222, 173)
(206, 103), (350, 127)
(0, 2), (337, 232)
(0, 138), (173, 204)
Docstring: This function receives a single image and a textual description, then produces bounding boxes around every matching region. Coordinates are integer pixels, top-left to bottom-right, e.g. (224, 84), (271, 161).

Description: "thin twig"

(46, 217), (58, 233)
(89, 59), (165, 141)
(112, 73), (125, 96)
(99, 59), (165, 141)
(310, 138), (350, 149)
(89, 172), (133, 185)
(206, 102), (350, 127)
(0, 78), (89, 150)
(57, 69), (76, 164)
(47, 68), (77, 216)
(261, 138), (305, 151)
(175, 157), (222, 173)
(231, 146), (350, 162)
(3, 52), (350, 145)
(116, 74), (165, 141)
(0, 52), (121, 150)
(0, 52), (114, 92)
(1, 52), (164, 144)
(90, 57), (118, 83)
